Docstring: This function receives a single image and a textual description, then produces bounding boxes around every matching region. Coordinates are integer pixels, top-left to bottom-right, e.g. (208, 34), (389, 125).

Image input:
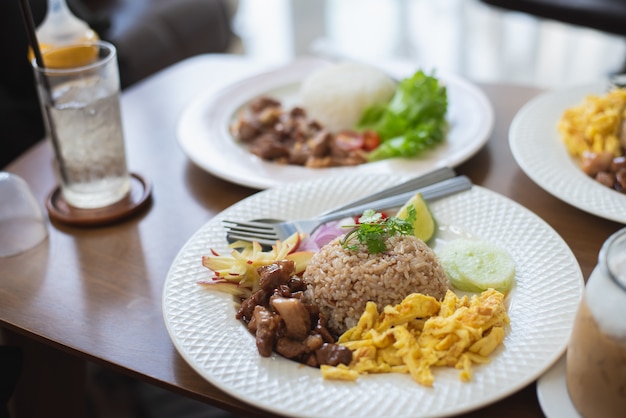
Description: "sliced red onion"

(307, 217), (356, 248)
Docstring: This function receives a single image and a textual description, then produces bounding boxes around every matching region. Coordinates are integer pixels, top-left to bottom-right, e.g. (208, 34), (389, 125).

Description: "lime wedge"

(396, 192), (436, 243)
(437, 239), (516, 292)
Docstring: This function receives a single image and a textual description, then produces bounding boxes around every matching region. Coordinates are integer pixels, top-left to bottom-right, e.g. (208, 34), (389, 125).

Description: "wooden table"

(1, 54), (622, 418)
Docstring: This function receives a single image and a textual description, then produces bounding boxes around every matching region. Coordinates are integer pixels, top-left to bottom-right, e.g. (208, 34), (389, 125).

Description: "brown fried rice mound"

(302, 234), (451, 336)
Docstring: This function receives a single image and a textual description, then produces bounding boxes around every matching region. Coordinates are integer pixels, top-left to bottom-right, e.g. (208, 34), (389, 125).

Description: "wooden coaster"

(46, 173), (152, 227)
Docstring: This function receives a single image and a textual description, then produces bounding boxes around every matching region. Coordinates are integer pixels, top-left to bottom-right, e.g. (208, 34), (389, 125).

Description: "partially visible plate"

(163, 174), (584, 418)
(537, 354), (582, 418)
(509, 83), (626, 224)
(177, 57), (494, 189)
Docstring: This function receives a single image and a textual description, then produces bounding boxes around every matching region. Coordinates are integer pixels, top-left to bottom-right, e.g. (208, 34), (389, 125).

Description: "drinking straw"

(18, 0), (46, 69)
(17, 0), (69, 184)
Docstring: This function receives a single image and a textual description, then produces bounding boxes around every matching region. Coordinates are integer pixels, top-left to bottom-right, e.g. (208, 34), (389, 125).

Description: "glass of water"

(31, 41), (130, 209)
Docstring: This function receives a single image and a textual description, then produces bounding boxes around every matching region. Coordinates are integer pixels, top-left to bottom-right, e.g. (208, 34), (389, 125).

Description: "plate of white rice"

(163, 173), (584, 418)
(177, 57), (494, 189)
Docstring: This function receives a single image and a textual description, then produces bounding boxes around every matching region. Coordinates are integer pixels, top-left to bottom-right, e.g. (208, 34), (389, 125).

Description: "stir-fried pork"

(236, 260), (352, 368)
(231, 96), (370, 168)
(581, 151), (626, 193)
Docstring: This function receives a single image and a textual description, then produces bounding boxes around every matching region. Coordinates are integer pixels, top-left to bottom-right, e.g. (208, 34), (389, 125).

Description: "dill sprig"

(340, 207), (416, 254)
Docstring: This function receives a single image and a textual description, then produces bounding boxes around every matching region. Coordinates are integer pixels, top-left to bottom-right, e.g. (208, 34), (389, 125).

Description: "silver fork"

(223, 175), (472, 246)
(223, 166), (455, 245)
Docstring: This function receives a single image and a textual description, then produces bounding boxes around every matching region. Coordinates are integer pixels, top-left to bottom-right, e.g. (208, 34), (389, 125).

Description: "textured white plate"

(177, 58), (494, 189)
(509, 83), (626, 224)
(163, 174), (584, 417)
(537, 354), (582, 418)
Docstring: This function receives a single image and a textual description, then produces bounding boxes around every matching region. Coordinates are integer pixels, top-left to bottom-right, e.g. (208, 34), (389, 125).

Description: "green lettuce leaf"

(358, 70), (448, 161)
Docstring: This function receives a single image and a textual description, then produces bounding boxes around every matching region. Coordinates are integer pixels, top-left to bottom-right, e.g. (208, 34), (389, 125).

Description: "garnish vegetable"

(437, 239), (516, 292)
(395, 192), (436, 243)
(199, 233), (314, 298)
(358, 70), (448, 161)
(341, 207), (416, 254)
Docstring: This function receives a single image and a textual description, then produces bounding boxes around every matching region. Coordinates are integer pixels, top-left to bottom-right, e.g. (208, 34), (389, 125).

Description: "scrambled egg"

(321, 289), (509, 386)
(558, 88), (626, 158)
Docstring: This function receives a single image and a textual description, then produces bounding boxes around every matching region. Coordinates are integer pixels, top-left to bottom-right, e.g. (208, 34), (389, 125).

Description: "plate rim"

(536, 354), (582, 418)
(162, 174), (584, 418)
(176, 58), (495, 190)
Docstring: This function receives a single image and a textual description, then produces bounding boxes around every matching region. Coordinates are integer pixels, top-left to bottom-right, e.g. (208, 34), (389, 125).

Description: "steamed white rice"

(300, 62), (396, 132)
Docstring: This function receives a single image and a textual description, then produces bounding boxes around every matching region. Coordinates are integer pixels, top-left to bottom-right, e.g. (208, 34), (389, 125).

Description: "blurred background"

(4, 0), (626, 167)
(231, 0), (626, 88)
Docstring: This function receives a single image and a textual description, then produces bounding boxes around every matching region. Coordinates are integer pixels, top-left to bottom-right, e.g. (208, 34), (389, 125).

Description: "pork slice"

(249, 133), (289, 160)
(581, 151), (613, 176)
(303, 334), (324, 352)
(309, 131), (332, 157)
(595, 171), (616, 188)
(270, 296), (311, 340)
(287, 142), (311, 166)
(275, 337), (308, 359)
(252, 305), (281, 357)
(287, 277), (307, 293)
(258, 106), (282, 127)
(234, 118), (260, 143)
(236, 289), (269, 321)
(289, 106), (306, 118)
(315, 343), (353, 366)
(258, 260), (295, 291)
(249, 96), (281, 113)
(315, 315), (336, 343)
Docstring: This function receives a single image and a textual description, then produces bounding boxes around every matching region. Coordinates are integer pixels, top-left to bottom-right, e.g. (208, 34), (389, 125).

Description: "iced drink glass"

(32, 41), (130, 209)
(566, 228), (626, 418)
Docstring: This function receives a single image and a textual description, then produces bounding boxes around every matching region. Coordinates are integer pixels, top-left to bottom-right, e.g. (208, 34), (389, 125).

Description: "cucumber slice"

(437, 239), (516, 292)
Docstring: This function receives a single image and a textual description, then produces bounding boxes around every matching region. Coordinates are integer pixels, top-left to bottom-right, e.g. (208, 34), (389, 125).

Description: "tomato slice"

(362, 130), (381, 151)
(354, 211), (389, 224)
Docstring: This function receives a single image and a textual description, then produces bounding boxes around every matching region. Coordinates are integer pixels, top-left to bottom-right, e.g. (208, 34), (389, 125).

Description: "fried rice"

(302, 234), (451, 336)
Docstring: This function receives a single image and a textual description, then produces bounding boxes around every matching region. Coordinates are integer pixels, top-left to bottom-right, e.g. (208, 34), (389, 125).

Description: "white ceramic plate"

(536, 354), (582, 418)
(177, 58), (494, 189)
(509, 83), (626, 224)
(163, 174), (584, 418)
